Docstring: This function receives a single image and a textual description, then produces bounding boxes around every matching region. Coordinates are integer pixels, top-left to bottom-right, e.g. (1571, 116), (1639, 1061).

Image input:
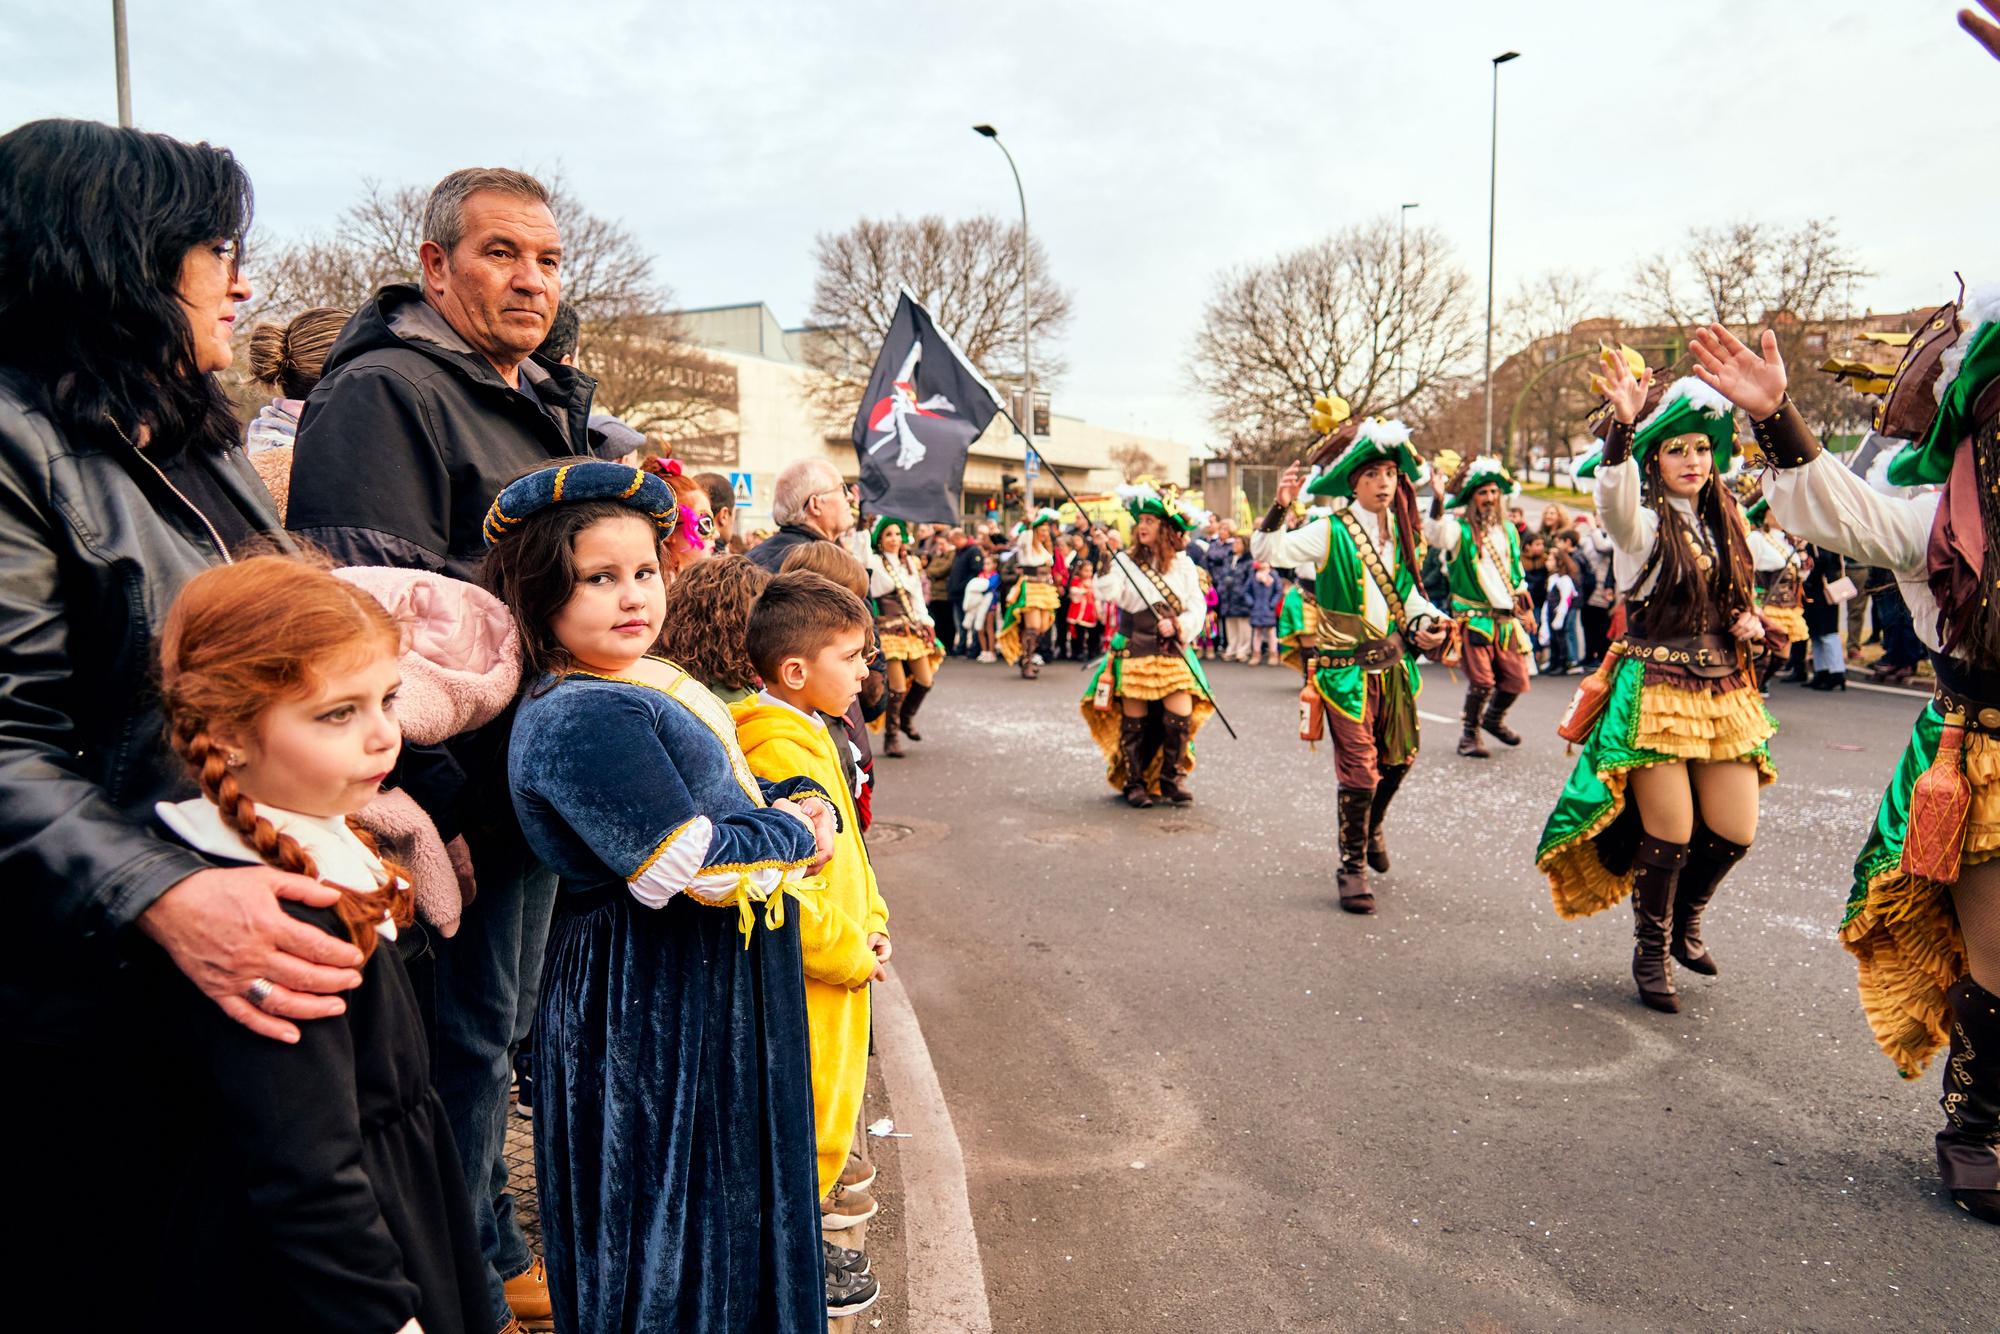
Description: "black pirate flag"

(851, 290), (1001, 524)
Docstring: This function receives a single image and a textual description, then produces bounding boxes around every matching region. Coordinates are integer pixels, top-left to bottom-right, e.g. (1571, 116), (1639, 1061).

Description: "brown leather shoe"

(1630, 835), (1688, 1014)
(1119, 713), (1155, 808)
(1365, 763), (1407, 873)
(1156, 711), (1195, 805)
(1457, 688), (1490, 758)
(822, 1182), (880, 1230)
(503, 1257), (553, 1321)
(1336, 788), (1376, 913)
(1481, 689), (1522, 746)
(881, 690), (905, 758)
(841, 1149), (877, 1194)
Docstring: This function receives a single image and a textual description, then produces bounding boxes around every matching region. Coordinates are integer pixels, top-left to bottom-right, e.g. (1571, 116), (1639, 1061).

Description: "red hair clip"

(642, 456), (685, 479)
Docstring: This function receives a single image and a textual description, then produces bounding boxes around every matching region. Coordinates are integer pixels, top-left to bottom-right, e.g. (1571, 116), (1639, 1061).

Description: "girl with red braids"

(153, 553), (488, 1334)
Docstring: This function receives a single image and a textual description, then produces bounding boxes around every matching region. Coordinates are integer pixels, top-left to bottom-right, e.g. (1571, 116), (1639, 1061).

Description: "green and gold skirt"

(1537, 653), (1776, 920)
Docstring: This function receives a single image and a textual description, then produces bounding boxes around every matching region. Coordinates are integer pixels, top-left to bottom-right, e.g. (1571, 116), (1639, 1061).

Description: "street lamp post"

(112, 0), (132, 127)
(1483, 50), (1520, 464)
(1398, 201), (1419, 406)
(974, 124), (1034, 509)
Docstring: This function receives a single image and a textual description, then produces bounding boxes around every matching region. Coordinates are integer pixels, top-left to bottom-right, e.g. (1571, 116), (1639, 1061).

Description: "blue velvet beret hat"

(483, 461), (681, 546)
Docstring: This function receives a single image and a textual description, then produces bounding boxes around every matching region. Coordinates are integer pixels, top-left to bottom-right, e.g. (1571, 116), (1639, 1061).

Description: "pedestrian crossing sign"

(729, 471), (753, 506)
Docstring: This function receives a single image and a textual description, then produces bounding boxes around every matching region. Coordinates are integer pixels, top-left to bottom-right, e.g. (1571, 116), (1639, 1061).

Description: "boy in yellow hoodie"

(736, 571), (892, 1236)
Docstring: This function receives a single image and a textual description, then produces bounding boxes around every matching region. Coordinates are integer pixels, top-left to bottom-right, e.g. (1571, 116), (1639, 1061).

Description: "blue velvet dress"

(509, 662), (828, 1332)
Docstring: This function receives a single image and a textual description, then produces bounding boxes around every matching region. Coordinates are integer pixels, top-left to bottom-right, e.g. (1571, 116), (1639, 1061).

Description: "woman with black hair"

(1537, 355), (1775, 1016)
(0, 119), (367, 1325)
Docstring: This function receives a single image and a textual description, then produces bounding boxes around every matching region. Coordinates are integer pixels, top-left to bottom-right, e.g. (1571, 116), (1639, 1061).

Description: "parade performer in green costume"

(1253, 420), (1451, 914)
(864, 515), (945, 757)
(1079, 484), (1213, 807)
(1536, 357), (1774, 1014)
(997, 508), (1063, 678)
(1424, 455), (1532, 758)
(1690, 289), (2000, 1225)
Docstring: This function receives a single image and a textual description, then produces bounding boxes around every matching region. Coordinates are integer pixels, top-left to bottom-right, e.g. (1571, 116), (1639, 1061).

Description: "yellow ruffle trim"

(1108, 653), (1202, 701)
(1762, 606), (1808, 646)
(1631, 678), (1775, 762)
(1842, 734), (2000, 1075)
(1016, 581), (1062, 612)
(879, 631), (945, 671)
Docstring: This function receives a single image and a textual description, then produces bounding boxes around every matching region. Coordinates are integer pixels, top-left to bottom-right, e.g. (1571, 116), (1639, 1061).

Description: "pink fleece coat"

(333, 567), (520, 937)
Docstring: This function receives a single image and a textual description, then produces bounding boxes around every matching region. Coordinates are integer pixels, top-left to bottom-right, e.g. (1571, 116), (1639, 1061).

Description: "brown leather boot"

(900, 681), (931, 741)
(1671, 826), (1748, 977)
(1366, 763), (1407, 873)
(1940, 976), (2000, 1224)
(1457, 688), (1490, 758)
(1481, 688), (1523, 746)
(1630, 834), (1689, 1013)
(1156, 711), (1195, 805)
(882, 689), (905, 758)
(1119, 713), (1154, 808)
(1336, 787), (1376, 914)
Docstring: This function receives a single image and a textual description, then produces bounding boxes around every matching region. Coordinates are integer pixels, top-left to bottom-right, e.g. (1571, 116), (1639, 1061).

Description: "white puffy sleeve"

(1167, 554), (1207, 642)
(1764, 451), (1936, 580)
(1251, 518), (1331, 569)
(1595, 456), (1657, 564)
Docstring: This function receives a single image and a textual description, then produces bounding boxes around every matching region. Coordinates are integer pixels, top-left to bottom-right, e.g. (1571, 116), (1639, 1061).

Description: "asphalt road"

(868, 654), (1997, 1333)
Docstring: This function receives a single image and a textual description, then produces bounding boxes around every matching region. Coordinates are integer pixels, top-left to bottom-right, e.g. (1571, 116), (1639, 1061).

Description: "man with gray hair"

(748, 456), (856, 571)
(287, 165), (591, 1329)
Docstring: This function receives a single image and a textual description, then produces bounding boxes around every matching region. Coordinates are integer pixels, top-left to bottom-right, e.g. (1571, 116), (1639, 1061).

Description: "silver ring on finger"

(244, 977), (276, 1009)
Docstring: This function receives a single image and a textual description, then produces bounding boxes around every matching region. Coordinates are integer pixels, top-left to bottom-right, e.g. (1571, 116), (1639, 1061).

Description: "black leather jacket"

(0, 367), (288, 1043)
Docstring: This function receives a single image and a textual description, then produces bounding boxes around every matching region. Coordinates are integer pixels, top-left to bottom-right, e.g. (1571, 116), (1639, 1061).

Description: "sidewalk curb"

(872, 966), (995, 1334)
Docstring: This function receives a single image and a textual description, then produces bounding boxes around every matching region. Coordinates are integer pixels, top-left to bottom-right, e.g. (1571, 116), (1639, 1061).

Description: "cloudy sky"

(3, 1), (1992, 446)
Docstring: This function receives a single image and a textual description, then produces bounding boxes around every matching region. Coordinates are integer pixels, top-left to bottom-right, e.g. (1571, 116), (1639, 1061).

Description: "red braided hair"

(159, 553), (413, 960)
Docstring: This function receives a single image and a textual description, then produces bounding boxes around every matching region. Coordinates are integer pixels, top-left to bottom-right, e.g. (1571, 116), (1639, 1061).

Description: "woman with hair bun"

(244, 305), (350, 518)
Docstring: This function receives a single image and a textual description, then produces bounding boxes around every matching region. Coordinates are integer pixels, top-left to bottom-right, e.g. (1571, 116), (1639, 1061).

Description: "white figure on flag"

(865, 341), (959, 470)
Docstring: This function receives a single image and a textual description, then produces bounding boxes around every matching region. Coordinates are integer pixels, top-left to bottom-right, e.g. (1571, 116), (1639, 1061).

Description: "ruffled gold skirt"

(879, 631), (945, 672)
(1761, 605), (1808, 647)
(1079, 653), (1215, 793)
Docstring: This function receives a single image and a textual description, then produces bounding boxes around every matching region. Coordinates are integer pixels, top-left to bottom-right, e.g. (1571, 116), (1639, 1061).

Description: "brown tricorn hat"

(1304, 418), (1361, 468)
(1876, 284), (1965, 442)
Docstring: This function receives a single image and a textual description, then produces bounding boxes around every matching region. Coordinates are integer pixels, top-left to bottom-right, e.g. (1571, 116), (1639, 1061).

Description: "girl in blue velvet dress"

(486, 461), (840, 1333)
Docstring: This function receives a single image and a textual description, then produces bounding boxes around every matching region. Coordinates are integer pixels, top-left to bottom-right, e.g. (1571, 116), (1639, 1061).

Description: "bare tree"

(1629, 218), (1873, 437)
(1187, 216), (1479, 464)
(241, 172), (733, 443)
(1502, 270), (1601, 481)
(1108, 441), (1162, 483)
(804, 215), (1072, 390)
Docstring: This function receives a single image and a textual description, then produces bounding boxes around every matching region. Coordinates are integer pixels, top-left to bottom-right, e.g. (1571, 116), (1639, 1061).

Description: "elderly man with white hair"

(748, 457), (856, 572)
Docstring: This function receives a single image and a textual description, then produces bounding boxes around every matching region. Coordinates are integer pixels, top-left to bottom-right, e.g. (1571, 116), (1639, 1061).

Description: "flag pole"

(994, 405), (1237, 740)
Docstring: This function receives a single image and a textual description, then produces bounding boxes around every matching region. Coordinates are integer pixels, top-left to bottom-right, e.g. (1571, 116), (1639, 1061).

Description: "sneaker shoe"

(840, 1150), (877, 1194)
(820, 1181), (879, 1231)
(977, 651), (997, 663)
(826, 1266), (881, 1318)
(503, 1257), (553, 1321)
(1031, 652), (1046, 666)
(824, 1237), (870, 1277)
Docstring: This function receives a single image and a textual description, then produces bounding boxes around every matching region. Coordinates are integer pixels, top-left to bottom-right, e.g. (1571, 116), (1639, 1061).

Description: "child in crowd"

(963, 554), (1002, 662)
(1542, 549), (1578, 676)
(733, 572), (891, 1319)
(1066, 558), (1102, 661)
(1198, 568), (1222, 660)
(489, 461), (844, 1332)
(1247, 561), (1282, 665)
(780, 542), (881, 829)
(657, 553), (771, 706)
(154, 553), (488, 1334)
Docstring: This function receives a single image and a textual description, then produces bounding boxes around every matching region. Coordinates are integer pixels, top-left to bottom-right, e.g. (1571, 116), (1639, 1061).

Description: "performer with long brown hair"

(864, 516), (944, 757)
(1080, 485), (1213, 807)
(1536, 360), (1774, 1014)
(997, 508), (1062, 678)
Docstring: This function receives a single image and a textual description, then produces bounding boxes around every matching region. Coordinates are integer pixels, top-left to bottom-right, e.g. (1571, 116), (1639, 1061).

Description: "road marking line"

(1418, 711), (1456, 725)
(873, 966), (994, 1334)
(1844, 678), (1929, 699)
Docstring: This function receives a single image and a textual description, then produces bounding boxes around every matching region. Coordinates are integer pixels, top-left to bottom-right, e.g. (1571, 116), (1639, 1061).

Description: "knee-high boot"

(1940, 976), (2000, 1224)
(1671, 826), (1748, 976)
(1336, 787), (1376, 914)
(900, 681), (931, 742)
(1366, 763), (1408, 873)
(1156, 711), (1195, 806)
(1457, 687), (1491, 758)
(1779, 640), (1810, 685)
(1630, 834), (1689, 1013)
(1118, 714), (1154, 808)
(882, 689), (906, 758)
(1481, 689), (1523, 747)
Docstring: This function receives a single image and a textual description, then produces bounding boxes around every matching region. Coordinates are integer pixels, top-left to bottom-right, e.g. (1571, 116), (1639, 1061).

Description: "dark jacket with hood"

(287, 284), (594, 858)
(747, 523), (830, 574)
(287, 283), (595, 583)
(0, 365), (289, 1043)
